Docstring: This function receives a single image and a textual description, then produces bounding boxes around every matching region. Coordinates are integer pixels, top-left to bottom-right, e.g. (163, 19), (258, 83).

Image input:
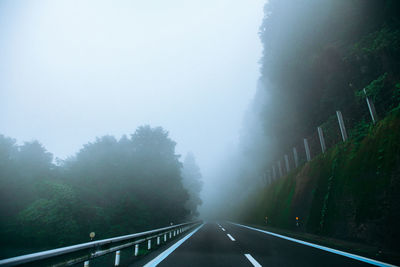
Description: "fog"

(2, 0), (399, 262)
(0, 0), (265, 215)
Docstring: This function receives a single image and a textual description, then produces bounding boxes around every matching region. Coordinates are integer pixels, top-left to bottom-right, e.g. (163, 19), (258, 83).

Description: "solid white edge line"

(245, 254), (262, 267)
(227, 234), (235, 241)
(143, 223), (204, 267)
(229, 222), (396, 267)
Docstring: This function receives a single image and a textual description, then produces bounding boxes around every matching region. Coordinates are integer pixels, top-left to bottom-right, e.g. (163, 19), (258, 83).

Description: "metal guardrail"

(0, 221), (201, 267)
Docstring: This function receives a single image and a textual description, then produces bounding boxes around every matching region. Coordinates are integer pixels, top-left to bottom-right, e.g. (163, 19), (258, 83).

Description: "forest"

(258, 0), (400, 159)
(208, 0), (400, 262)
(1, 0), (400, 263)
(211, 0), (400, 212)
(0, 126), (202, 258)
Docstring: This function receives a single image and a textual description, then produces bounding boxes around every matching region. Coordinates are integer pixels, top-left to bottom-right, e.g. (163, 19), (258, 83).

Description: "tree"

(181, 153), (203, 217)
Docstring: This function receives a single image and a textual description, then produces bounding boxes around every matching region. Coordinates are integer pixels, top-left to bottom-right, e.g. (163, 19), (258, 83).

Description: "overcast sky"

(0, 0), (265, 179)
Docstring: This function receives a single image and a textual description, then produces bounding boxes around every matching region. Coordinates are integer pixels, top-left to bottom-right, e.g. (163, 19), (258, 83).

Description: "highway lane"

(222, 222), (373, 267)
(140, 222), (389, 266)
(153, 223), (252, 266)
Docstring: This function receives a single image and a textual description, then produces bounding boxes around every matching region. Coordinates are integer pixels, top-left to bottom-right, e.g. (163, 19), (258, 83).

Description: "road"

(134, 222), (385, 267)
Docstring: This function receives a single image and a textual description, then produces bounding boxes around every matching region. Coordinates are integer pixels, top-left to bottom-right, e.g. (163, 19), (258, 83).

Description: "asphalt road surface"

(133, 222), (391, 267)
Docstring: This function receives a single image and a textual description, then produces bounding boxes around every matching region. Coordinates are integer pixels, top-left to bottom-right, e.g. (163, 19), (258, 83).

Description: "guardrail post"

(363, 88), (378, 124)
(284, 154), (290, 173)
(317, 127), (326, 153)
(147, 240), (151, 250)
(0, 221), (200, 266)
(303, 138), (311, 162)
(336, 110), (348, 141)
(134, 244), (139, 256)
(293, 147), (298, 168)
(114, 251), (120, 266)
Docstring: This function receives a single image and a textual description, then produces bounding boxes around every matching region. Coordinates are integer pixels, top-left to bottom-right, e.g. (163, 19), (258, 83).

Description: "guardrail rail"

(0, 221), (201, 267)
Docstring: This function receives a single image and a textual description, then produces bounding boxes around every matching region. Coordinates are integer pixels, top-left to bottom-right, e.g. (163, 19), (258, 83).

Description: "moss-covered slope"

(239, 108), (400, 252)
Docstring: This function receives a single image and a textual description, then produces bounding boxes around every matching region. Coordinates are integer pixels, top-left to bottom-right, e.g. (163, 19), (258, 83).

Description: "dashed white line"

(245, 254), (262, 267)
(227, 234), (235, 241)
(221, 228), (226, 231)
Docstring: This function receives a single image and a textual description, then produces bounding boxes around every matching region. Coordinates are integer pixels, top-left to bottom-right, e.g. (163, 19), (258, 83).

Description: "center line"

(245, 254), (262, 267)
(227, 234), (235, 241)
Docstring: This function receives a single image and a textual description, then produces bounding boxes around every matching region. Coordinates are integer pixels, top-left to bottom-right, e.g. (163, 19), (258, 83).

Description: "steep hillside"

(238, 107), (400, 261)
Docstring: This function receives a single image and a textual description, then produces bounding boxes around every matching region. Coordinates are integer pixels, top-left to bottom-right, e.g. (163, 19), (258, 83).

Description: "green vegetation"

(219, 2), (400, 264)
(258, 0), (400, 157)
(238, 108), (400, 259)
(0, 126), (202, 258)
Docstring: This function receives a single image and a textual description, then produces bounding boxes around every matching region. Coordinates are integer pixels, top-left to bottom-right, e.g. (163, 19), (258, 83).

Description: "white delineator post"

(148, 239), (151, 250)
(164, 233), (167, 242)
(363, 88), (378, 124)
(317, 127), (326, 153)
(84, 261), (89, 267)
(293, 147), (299, 168)
(336, 110), (348, 141)
(169, 232), (172, 238)
(303, 138), (311, 162)
(115, 251), (120, 266)
(134, 244), (139, 256)
(157, 236), (160, 245)
(284, 154), (290, 173)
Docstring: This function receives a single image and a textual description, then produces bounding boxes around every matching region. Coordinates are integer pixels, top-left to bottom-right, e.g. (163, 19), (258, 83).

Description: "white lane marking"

(245, 254), (262, 267)
(227, 234), (235, 241)
(221, 228), (226, 231)
(143, 224), (204, 267)
(230, 222), (396, 267)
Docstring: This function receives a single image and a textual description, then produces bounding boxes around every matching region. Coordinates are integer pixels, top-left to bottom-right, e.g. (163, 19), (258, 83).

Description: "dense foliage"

(238, 108), (400, 263)
(220, 1), (400, 262)
(258, 0), (400, 155)
(0, 126), (200, 258)
(181, 153), (203, 217)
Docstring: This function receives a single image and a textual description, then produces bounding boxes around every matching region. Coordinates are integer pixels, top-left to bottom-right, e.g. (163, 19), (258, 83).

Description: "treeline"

(0, 126), (202, 257)
(207, 0), (400, 218)
(258, 0), (400, 155)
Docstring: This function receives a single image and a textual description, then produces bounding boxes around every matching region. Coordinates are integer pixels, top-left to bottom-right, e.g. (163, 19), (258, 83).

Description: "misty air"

(1, 1), (400, 266)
